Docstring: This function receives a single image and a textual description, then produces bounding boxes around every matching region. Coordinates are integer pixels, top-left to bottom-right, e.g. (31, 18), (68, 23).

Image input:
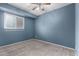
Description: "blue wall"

(35, 4), (75, 48)
(0, 4), (35, 46)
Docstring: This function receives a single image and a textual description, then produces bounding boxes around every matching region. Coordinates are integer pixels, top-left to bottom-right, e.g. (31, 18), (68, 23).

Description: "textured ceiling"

(9, 3), (71, 16)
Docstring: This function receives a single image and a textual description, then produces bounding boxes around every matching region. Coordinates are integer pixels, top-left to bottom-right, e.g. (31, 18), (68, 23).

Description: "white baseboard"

(32, 39), (75, 50)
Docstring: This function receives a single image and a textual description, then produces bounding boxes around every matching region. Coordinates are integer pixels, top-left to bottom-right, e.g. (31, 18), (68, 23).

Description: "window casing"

(4, 13), (24, 30)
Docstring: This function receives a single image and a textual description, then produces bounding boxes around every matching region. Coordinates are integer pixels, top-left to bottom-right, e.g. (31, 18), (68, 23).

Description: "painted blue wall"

(35, 4), (75, 48)
(0, 4), (35, 46)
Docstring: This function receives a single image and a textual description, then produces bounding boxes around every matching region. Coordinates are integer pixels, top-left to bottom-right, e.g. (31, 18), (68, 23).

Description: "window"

(4, 13), (24, 30)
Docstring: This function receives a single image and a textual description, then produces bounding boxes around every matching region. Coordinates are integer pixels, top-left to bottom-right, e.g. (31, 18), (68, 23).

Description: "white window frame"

(4, 13), (24, 30)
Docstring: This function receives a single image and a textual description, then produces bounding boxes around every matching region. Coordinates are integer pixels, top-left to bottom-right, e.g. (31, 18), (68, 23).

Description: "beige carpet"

(0, 39), (75, 56)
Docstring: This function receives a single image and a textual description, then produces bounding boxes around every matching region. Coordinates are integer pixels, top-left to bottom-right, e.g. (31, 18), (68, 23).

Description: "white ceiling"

(9, 3), (71, 16)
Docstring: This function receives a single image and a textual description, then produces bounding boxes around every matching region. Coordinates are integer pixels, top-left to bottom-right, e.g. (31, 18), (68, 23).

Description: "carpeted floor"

(0, 39), (75, 56)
